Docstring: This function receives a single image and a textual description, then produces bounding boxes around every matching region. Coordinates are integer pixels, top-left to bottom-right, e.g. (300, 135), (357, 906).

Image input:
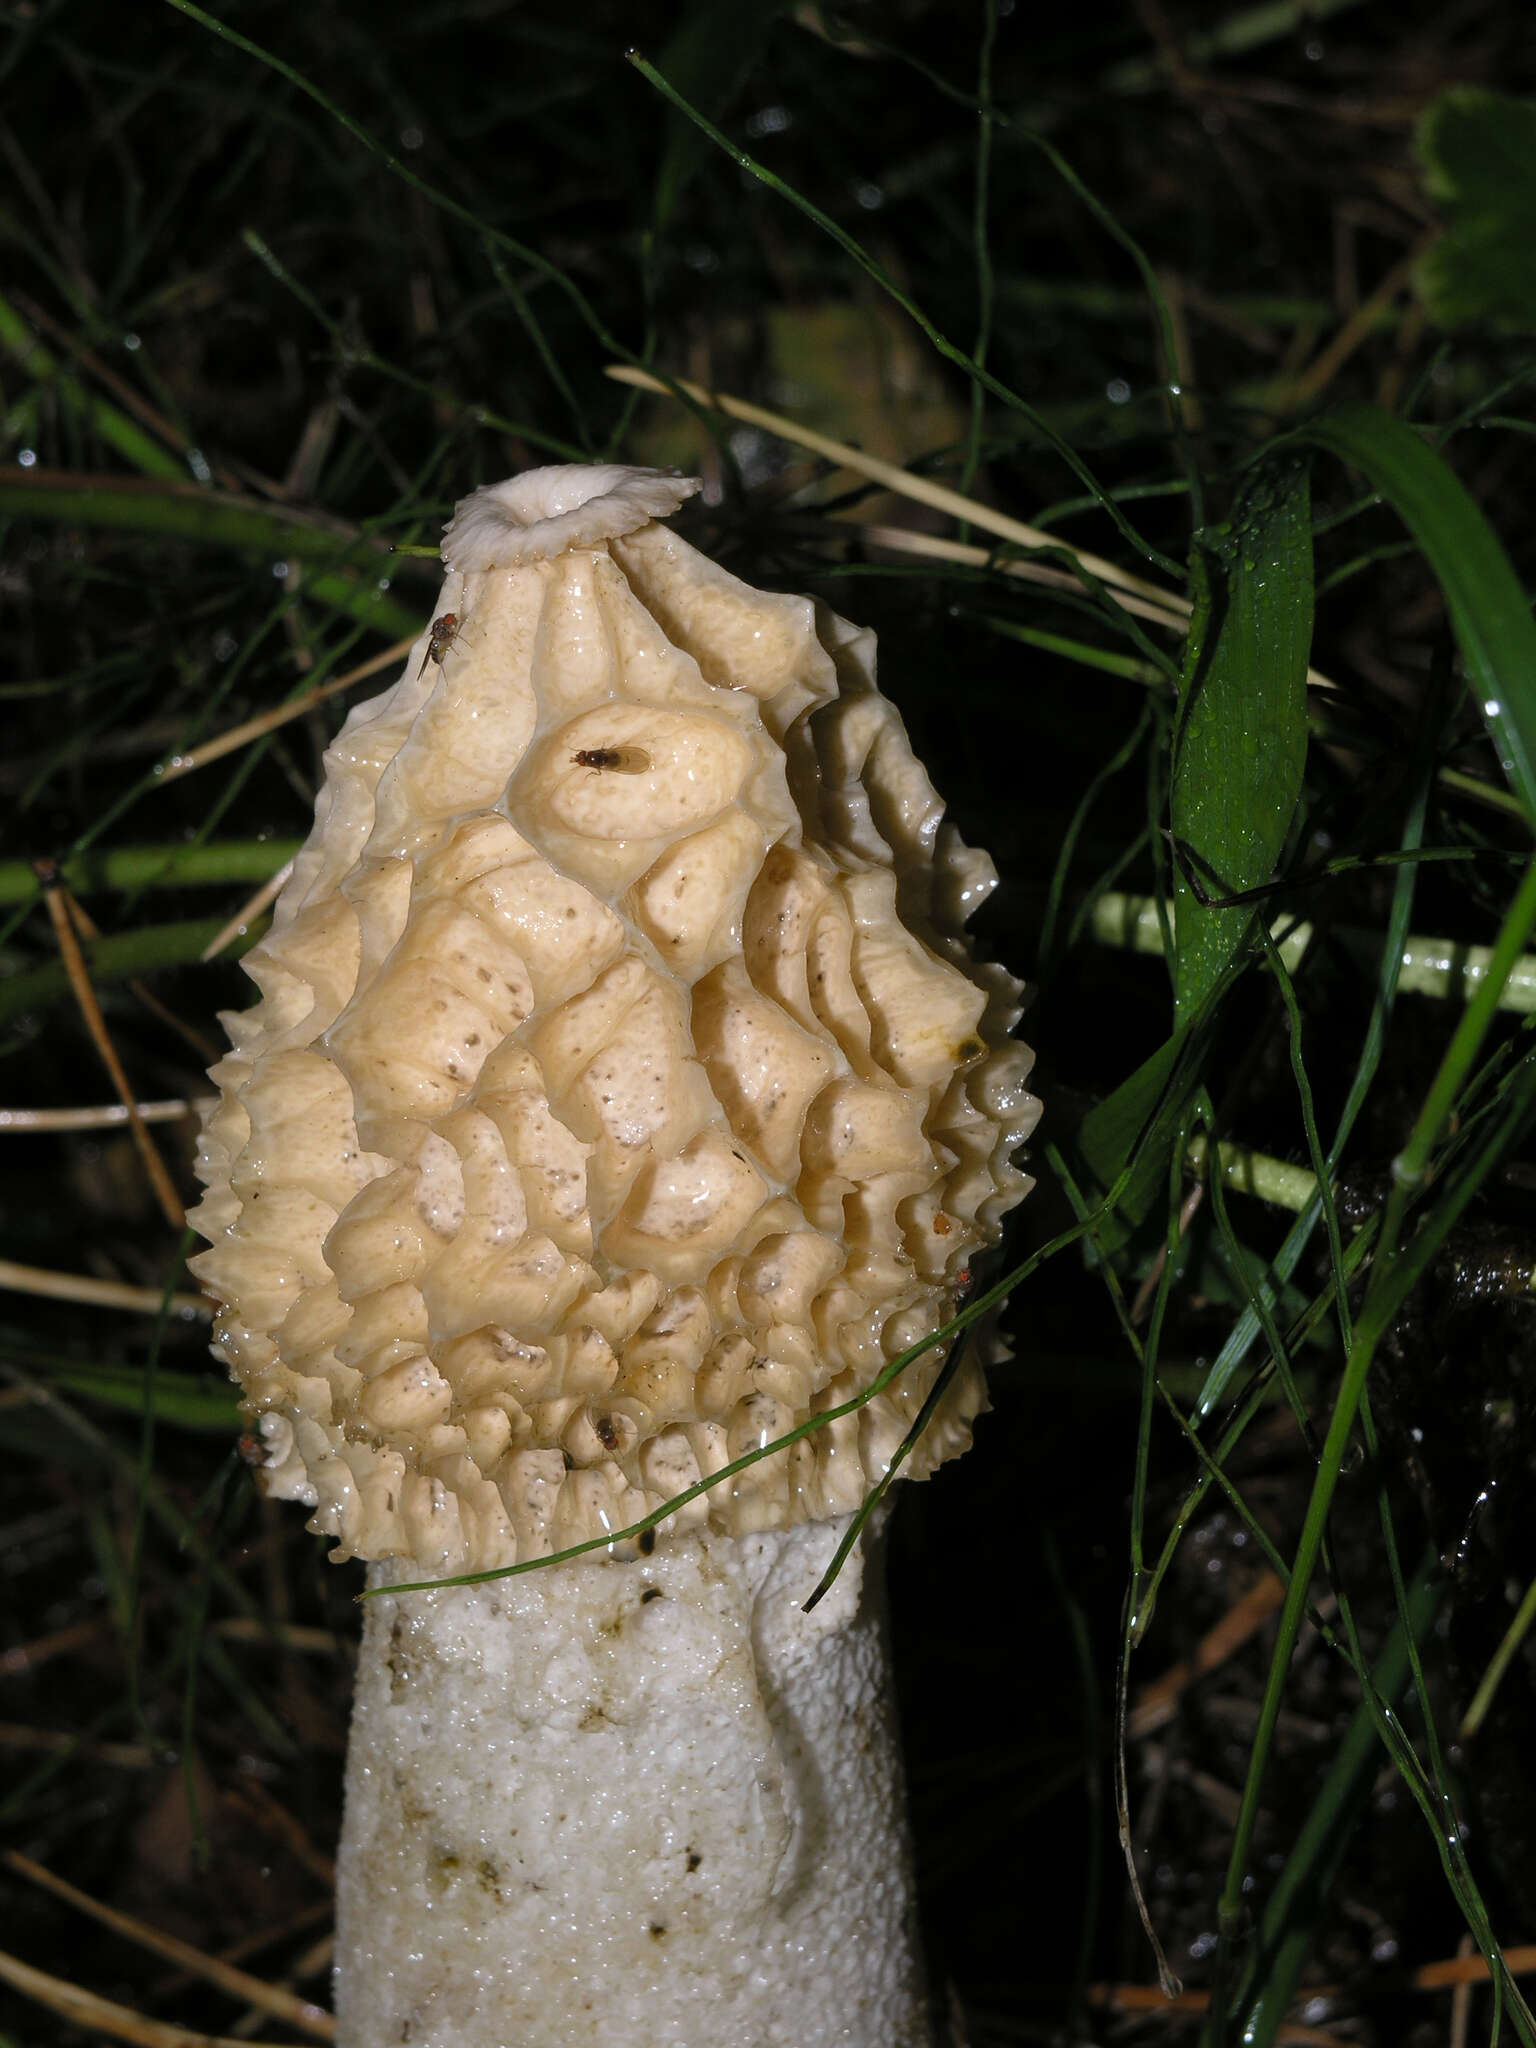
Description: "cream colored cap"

(190, 465), (1036, 1574)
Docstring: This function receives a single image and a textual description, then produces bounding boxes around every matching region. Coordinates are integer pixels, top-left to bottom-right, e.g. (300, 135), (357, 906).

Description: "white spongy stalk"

(334, 1518), (927, 2048)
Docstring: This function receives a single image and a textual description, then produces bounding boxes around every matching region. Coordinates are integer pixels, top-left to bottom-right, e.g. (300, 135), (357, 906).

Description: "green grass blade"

(1191, 768), (1430, 1417)
(1235, 1559), (1442, 2047)
(1217, 858), (1536, 2009)
(0, 914), (264, 1031)
(0, 838), (299, 908)
(1272, 401), (1536, 826)
(0, 1359), (238, 1430)
(0, 469), (426, 639)
(0, 294), (186, 481)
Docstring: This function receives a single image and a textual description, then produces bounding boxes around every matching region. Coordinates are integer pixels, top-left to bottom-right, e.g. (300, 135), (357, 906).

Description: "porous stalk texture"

(336, 1520), (925, 2048)
(190, 462), (1038, 1576)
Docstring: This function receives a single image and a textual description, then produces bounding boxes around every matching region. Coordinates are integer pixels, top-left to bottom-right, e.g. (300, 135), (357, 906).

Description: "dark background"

(4, 1), (1536, 2041)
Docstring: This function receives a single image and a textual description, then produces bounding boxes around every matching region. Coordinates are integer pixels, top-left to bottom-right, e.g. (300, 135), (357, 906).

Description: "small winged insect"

(572, 745), (651, 773)
(415, 611), (460, 681)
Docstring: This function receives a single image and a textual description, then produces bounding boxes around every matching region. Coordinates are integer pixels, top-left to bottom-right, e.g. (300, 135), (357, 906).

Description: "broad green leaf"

(1073, 456), (1312, 1239)
(1416, 89), (1536, 331)
(1172, 456), (1313, 1018)
(1273, 402), (1536, 827)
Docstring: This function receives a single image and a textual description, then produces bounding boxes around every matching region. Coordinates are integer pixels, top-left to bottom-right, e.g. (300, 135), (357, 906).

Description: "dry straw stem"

(0, 1946), (296, 2048)
(202, 859), (296, 962)
(1090, 1983), (1348, 2045)
(602, 369), (1363, 701)
(36, 871), (185, 1230)
(861, 522), (1344, 696)
(1277, 236), (1435, 417)
(605, 363), (1190, 615)
(63, 888), (219, 1067)
(3, 1851), (335, 2042)
(1095, 1934), (1536, 2029)
(157, 636), (415, 784)
(0, 1720), (154, 1767)
(1092, 890), (1536, 1013)
(0, 1256), (210, 1318)
(857, 522), (1189, 631)
(1128, 1568), (1288, 1738)
(0, 1097), (210, 1131)
(214, 1618), (341, 1654)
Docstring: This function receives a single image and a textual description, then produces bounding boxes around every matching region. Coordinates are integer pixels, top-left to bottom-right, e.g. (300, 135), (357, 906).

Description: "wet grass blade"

(0, 840), (299, 909)
(0, 915), (265, 1032)
(1271, 401), (1536, 826)
(0, 469), (425, 639)
(1214, 859), (1536, 2035)
(2, 1359), (237, 1431)
(1235, 1559), (1442, 2047)
(0, 296), (186, 481)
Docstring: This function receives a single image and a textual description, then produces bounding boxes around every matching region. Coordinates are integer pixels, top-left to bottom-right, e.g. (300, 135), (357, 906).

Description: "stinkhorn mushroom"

(190, 462), (1038, 2047)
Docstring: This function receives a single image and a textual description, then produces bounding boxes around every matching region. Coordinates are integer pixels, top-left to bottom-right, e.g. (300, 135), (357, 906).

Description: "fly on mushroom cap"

(189, 463), (1038, 1577)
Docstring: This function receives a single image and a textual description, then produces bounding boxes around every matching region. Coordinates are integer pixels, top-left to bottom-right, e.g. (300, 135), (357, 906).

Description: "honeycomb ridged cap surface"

(190, 465), (1039, 1572)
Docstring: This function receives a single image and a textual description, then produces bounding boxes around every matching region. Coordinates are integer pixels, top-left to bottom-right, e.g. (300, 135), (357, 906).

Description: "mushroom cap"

(190, 464), (1038, 1572)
